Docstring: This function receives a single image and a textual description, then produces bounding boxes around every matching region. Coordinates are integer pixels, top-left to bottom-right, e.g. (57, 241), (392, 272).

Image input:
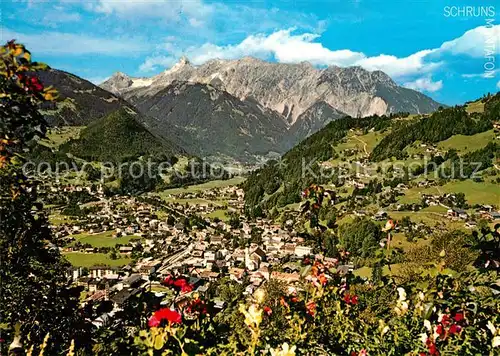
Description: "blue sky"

(1, 0), (499, 105)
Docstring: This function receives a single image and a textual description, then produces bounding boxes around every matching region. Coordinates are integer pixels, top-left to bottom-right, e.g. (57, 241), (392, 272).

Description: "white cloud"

(152, 25), (493, 80)
(189, 18), (204, 28)
(140, 55), (177, 72)
(161, 28), (439, 79)
(439, 24), (500, 57)
(85, 0), (324, 43)
(355, 50), (443, 79)
(43, 10), (81, 25)
(497, 80), (500, 89)
(182, 29), (365, 67)
(462, 69), (500, 78)
(89, 0), (213, 27)
(0, 27), (150, 56)
(403, 77), (443, 93)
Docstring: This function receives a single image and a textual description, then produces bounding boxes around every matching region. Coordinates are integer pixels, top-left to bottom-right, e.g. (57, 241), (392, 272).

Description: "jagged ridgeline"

(243, 115), (392, 216)
(60, 107), (183, 162)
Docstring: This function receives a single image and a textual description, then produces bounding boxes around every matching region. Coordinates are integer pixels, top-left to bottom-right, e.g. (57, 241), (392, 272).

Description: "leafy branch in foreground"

(1, 41), (90, 355)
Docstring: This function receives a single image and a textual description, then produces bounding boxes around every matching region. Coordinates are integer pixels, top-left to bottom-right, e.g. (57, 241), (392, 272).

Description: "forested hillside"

(370, 107), (492, 161)
(244, 115), (393, 216)
(60, 107), (183, 163)
(244, 93), (499, 216)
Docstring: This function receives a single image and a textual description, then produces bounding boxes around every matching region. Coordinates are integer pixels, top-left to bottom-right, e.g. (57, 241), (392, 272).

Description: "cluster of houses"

(446, 205), (500, 228)
(68, 213), (331, 329)
(48, 183), (328, 329)
(46, 173), (498, 331)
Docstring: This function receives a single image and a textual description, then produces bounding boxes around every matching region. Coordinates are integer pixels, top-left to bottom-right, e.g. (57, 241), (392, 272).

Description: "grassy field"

(335, 131), (386, 156)
(398, 185), (441, 204)
(70, 231), (141, 248)
(436, 130), (495, 154)
(49, 213), (76, 226)
(398, 180), (500, 206)
(354, 264), (404, 279)
(63, 252), (131, 267)
(206, 209), (230, 221)
(41, 126), (84, 148)
(465, 100), (485, 114)
(388, 210), (465, 231)
(158, 177), (245, 196)
(439, 181), (500, 206)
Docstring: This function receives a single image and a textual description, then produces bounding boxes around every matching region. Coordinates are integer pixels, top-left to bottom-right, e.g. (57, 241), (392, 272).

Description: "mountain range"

(101, 57), (441, 123)
(37, 57), (443, 163)
(134, 81), (288, 161)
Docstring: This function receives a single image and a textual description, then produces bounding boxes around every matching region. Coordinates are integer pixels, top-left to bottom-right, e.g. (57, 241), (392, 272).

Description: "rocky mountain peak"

(370, 70), (397, 86)
(105, 57), (442, 127)
(100, 71), (134, 94)
(160, 56), (192, 75)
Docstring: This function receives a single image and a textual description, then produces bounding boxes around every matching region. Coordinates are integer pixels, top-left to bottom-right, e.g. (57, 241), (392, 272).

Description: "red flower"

(185, 298), (207, 315)
(428, 343), (438, 356)
(440, 314), (451, 326)
(419, 353), (427, 356)
(426, 338), (439, 355)
(163, 276), (194, 293)
(343, 293), (359, 305)
(318, 274), (328, 286)
(21, 75), (44, 93)
(163, 275), (174, 286)
(448, 324), (461, 335)
(180, 283), (194, 293)
(435, 325), (445, 338)
(280, 297), (289, 308)
(453, 313), (464, 322)
(148, 308), (182, 327)
(306, 301), (317, 316)
(263, 306), (272, 316)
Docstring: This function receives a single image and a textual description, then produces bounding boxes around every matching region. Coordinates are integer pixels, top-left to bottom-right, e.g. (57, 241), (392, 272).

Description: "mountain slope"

(38, 69), (131, 126)
(286, 101), (347, 147)
(102, 57), (442, 125)
(134, 81), (289, 162)
(243, 93), (498, 216)
(60, 107), (184, 162)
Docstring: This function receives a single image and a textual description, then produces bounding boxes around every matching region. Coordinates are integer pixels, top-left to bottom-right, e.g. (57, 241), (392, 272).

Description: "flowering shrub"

(163, 275), (195, 294)
(127, 185), (499, 355)
(125, 257), (499, 355)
